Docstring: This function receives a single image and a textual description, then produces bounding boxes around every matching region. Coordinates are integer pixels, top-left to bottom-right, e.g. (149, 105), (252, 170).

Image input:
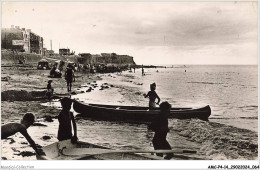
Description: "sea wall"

(78, 53), (135, 66)
(1, 50), (135, 67)
(1, 90), (46, 101)
(1, 50), (42, 65)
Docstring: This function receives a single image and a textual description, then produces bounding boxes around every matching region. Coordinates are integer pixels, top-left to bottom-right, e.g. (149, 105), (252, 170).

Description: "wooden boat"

(73, 101), (211, 123)
(36, 139), (204, 160)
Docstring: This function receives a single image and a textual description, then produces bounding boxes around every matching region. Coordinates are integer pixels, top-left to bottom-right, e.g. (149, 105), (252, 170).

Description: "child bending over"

(1, 113), (45, 155)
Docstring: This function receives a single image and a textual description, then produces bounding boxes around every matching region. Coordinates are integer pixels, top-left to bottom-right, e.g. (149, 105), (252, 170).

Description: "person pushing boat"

(144, 83), (160, 109)
(57, 97), (77, 143)
(148, 101), (173, 160)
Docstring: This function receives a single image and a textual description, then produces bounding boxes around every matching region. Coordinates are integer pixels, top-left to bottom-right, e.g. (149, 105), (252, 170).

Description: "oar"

(62, 148), (196, 156)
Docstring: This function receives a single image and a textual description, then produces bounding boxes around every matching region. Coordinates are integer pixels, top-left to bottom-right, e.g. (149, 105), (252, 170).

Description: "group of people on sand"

(2, 81), (173, 160)
(50, 63), (62, 78)
(46, 64), (76, 100)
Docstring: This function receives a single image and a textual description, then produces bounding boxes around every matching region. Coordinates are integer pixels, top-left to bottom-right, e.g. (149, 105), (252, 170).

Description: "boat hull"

(73, 101), (211, 123)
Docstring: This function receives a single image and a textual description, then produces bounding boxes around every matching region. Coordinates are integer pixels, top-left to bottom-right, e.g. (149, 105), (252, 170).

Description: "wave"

(239, 116), (258, 120)
(187, 82), (224, 85)
(210, 117), (258, 120)
(210, 117), (234, 120)
(238, 105), (258, 109)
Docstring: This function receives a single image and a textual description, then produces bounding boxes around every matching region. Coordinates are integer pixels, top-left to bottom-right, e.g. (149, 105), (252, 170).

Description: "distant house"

(29, 31), (43, 54)
(1, 26), (23, 51)
(59, 48), (70, 55)
(78, 53), (92, 64)
(46, 50), (55, 56)
(1, 25), (43, 55)
(42, 48), (47, 56)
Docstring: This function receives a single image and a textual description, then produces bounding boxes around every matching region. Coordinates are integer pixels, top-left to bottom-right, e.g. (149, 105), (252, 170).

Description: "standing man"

(142, 65), (144, 76)
(65, 65), (75, 92)
(46, 80), (54, 101)
(148, 101), (174, 160)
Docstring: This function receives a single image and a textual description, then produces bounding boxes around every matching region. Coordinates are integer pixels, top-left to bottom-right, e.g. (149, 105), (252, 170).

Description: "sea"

(2, 65), (258, 160)
(74, 65), (258, 132)
(69, 65), (258, 159)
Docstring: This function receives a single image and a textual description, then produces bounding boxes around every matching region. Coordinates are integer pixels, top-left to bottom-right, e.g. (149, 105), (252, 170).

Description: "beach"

(1, 65), (258, 160)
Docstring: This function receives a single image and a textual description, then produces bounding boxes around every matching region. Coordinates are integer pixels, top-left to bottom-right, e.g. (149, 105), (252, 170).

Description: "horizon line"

(136, 64), (258, 66)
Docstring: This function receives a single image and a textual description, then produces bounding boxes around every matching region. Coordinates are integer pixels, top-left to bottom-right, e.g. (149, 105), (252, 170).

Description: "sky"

(1, 1), (258, 65)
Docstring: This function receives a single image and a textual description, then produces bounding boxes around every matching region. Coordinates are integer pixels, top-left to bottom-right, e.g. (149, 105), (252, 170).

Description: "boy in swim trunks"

(148, 101), (174, 160)
(144, 83), (160, 109)
(57, 97), (77, 143)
